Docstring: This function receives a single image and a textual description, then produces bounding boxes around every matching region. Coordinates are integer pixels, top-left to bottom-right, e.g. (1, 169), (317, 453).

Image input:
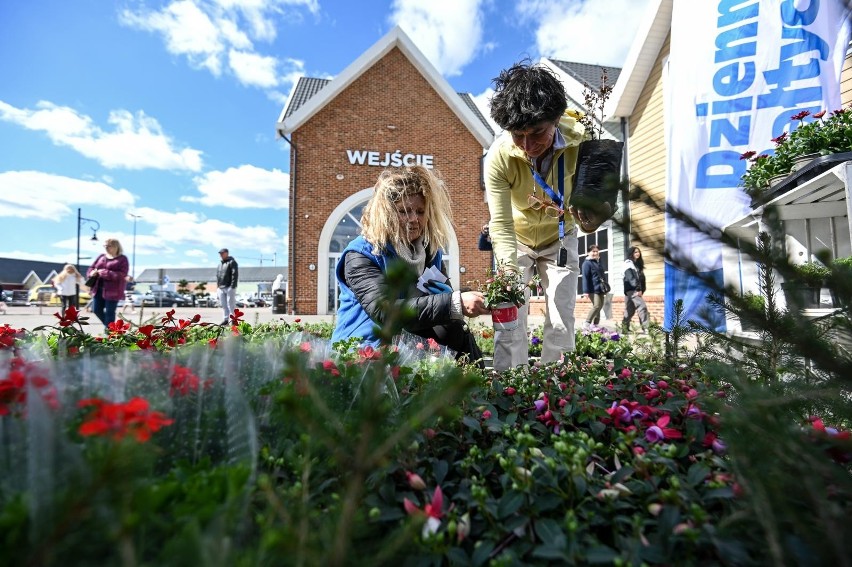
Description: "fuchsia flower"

(504, 387), (516, 396)
(644, 414), (682, 443)
(481, 410), (492, 420)
(619, 368), (632, 379)
(404, 486), (444, 537)
(703, 432), (727, 455)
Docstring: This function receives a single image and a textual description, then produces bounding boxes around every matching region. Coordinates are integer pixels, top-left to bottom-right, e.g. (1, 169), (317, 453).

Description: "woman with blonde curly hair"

(332, 166), (490, 366)
(53, 264), (85, 315)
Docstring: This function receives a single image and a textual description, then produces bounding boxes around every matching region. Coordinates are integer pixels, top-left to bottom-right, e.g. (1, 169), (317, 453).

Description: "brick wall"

(529, 295), (665, 327)
(289, 48), (491, 314)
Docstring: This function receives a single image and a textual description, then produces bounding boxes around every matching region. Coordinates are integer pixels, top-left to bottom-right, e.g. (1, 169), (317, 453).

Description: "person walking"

(622, 246), (649, 334)
(53, 264), (85, 316)
(331, 166), (489, 367)
(581, 244), (608, 328)
(216, 248), (239, 324)
(86, 239), (129, 330)
(483, 60), (614, 371)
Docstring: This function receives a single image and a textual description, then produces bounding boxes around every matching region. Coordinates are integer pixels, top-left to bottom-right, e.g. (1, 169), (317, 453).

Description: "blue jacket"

(331, 236), (445, 345)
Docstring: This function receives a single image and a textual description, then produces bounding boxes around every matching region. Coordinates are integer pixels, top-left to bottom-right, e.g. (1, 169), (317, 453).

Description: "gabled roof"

(0, 257), (87, 286)
(541, 58), (622, 140)
(276, 26), (494, 147)
(606, 0), (673, 118)
(548, 60), (621, 91)
(281, 76), (494, 137)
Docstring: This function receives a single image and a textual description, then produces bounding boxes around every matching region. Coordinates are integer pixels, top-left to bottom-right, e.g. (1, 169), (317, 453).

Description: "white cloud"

(0, 171), (136, 220)
(228, 49), (280, 88)
(0, 100), (203, 171)
(184, 164), (289, 208)
(517, 0), (652, 67)
(389, 0), (487, 77)
(120, 0), (318, 93)
(121, 0), (226, 75)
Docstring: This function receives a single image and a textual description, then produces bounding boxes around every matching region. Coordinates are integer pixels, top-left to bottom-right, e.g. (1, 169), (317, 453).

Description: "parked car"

(142, 290), (192, 308)
(118, 291), (145, 308)
(27, 285), (91, 306)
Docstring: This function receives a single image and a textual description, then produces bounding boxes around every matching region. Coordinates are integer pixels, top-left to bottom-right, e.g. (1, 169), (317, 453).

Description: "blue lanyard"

(530, 154), (565, 239)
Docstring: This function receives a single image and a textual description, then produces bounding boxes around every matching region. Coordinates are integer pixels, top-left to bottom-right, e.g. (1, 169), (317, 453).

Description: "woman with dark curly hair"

(484, 60), (614, 371)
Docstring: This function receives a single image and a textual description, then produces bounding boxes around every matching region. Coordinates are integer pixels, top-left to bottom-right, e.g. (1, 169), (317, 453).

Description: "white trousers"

(493, 230), (579, 372)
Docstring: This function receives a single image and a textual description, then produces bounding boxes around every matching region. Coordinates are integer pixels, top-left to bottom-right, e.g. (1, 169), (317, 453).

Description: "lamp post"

(129, 212), (141, 279)
(76, 208), (100, 305)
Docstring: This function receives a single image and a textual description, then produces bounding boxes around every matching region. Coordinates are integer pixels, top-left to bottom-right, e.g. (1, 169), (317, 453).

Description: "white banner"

(665, 0), (851, 330)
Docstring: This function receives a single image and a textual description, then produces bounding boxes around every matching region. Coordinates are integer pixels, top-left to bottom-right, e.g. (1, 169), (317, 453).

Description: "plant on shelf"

(791, 260), (830, 286)
(473, 261), (527, 309)
(739, 105), (852, 198)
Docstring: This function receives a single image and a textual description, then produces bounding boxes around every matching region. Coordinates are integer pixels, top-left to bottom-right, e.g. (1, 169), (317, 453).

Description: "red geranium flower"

(169, 365), (204, 397)
(54, 305), (80, 327)
(78, 397), (174, 442)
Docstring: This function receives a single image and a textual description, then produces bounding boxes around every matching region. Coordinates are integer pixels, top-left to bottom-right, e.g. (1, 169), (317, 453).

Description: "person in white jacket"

(53, 264), (85, 316)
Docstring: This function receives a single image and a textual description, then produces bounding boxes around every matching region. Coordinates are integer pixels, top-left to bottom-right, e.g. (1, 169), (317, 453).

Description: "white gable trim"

(276, 26), (493, 148)
(607, 0), (673, 118)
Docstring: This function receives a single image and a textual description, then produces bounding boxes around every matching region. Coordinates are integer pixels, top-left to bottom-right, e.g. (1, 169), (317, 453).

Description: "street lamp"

(76, 208), (100, 305)
(129, 212), (141, 279)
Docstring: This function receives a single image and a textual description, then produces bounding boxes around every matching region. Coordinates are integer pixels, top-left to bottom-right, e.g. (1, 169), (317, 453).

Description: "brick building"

(276, 27), (494, 315)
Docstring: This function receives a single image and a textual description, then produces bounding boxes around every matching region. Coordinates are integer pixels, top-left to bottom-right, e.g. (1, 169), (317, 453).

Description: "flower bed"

(0, 307), (848, 564)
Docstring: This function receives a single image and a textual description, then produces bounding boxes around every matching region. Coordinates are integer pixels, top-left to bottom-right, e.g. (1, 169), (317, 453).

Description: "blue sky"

(0, 0), (649, 277)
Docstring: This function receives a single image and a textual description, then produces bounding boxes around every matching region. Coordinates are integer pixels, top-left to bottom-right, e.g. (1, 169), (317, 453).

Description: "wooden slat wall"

(625, 34), (670, 296)
(842, 47), (852, 106)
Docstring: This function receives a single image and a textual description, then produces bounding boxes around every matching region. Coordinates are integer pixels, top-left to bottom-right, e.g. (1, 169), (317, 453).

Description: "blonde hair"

(55, 264), (82, 283)
(360, 166), (454, 256)
(104, 238), (124, 256)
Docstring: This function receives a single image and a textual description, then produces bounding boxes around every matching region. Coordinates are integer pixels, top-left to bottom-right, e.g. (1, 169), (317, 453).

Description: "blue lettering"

(713, 61), (756, 95)
(781, 25), (829, 61)
(710, 115), (751, 147)
(711, 96), (753, 114)
(718, 0), (759, 28)
(781, 0), (819, 26)
(714, 23), (758, 63)
(757, 85), (822, 110)
(696, 151), (746, 188)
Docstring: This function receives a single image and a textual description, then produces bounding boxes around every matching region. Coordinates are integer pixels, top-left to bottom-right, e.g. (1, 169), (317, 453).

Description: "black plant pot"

(570, 139), (624, 232)
(781, 281), (821, 309)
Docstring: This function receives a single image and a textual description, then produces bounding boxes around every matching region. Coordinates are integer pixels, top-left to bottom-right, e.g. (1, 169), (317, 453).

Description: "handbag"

(597, 265), (611, 294)
(84, 272), (99, 288)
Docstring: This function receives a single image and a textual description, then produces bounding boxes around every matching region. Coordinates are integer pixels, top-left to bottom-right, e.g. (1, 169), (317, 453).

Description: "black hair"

(587, 244), (600, 252)
(627, 246), (644, 271)
(489, 59), (568, 131)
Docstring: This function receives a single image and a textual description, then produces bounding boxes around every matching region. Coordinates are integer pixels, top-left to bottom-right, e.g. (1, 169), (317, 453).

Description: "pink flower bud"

(406, 471), (427, 491)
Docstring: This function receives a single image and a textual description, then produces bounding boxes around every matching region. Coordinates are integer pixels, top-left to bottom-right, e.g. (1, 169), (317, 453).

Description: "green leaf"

(610, 465), (634, 485)
(585, 545), (618, 563)
(535, 518), (565, 547)
(532, 545), (568, 560)
(588, 420), (606, 437)
(497, 490), (525, 518)
(432, 459), (449, 485)
(687, 463), (711, 487)
(462, 415), (482, 433)
(471, 540), (496, 567)
(504, 412), (518, 426)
